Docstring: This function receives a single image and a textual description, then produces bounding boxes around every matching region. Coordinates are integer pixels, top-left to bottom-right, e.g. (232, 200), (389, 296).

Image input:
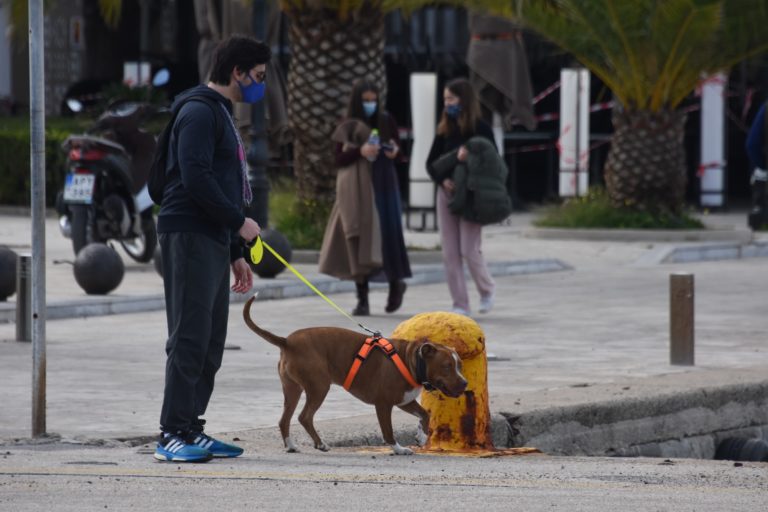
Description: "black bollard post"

(670, 272), (694, 366)
(16, 254), (31, 342)
(246, 0), (270, 228)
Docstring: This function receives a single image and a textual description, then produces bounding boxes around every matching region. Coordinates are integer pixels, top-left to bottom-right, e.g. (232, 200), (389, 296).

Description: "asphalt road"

(1, 441), (765, 511)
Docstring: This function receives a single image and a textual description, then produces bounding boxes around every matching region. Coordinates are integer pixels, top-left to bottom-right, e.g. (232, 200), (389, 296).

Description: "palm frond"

(98, 0), (122, 29)
(493, 0), (768, 111)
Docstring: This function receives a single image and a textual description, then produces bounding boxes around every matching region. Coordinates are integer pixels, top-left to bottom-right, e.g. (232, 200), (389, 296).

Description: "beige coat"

(318, 119), (382, 281)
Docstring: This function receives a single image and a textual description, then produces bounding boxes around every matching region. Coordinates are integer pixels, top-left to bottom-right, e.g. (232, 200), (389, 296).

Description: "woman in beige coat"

(319, 79), (411, 315)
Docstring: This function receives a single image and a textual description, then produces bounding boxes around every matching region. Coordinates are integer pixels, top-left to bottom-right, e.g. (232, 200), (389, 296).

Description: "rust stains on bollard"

(670, 272), (694, 366)
(392, 311), (493, 452)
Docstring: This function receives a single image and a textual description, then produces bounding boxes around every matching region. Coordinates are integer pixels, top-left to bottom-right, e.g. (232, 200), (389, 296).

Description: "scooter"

(56, 71), (170, 263)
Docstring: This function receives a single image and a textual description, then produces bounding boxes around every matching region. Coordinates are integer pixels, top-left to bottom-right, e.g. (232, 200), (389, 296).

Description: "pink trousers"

(436, 187), (495, 311)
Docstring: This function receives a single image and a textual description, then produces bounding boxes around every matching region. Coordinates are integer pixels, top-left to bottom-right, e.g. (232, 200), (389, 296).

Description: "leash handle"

(249, 237), (380, 336)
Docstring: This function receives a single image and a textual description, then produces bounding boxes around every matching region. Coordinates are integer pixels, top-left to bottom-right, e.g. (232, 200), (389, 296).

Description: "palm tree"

(279, 1), (390, 211)
(2, 0), (122, 36)
(483, 0), (768, 214)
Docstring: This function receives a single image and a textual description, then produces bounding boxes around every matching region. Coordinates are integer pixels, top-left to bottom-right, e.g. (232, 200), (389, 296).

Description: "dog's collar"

(416, 346), (435, 392)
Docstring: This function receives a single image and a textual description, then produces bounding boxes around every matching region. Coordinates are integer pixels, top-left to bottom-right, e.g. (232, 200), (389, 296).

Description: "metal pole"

(246, 0), (270, 228)
(670, 272), (694, 366)
(29, 0), (47, 437)
(15, 254), (31, 342)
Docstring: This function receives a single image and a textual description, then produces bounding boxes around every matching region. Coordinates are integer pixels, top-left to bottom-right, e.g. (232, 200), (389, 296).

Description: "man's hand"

(239, 217), (261, 244)
(442, 178), (456, 193)
(231, 257), (253, 294)
(457, 145), (468, 162)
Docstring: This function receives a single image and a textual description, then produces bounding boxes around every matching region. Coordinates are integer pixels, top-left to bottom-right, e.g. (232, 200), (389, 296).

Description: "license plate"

(63, 173), (95, 204)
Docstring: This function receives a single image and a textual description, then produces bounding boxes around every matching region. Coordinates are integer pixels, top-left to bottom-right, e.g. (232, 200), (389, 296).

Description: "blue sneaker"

(154, 434), (212, 463)
(188, 432), (244, 458)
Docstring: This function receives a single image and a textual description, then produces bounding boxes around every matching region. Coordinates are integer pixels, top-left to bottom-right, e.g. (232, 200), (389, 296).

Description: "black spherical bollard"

(153, 244), (163, 279)
(249, 228), (292, 278)
(0, 245), (18, 301)
(73, 243), (125, 295)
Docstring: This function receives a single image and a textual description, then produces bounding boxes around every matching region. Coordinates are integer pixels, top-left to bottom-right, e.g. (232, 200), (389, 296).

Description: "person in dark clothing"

(746, 102), (766, 169)
(318, 79), (412, 315)
(746, 101), (768, 229)
(426, 78), (497, 317)
(154, 35), (270, 463)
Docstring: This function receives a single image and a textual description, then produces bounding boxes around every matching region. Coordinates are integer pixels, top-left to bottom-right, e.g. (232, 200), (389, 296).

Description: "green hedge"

(0, 117), (90, 207)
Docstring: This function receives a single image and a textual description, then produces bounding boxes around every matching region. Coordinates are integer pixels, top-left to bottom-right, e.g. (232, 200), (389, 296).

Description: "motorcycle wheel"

(71, 204), (101, 256)
(120, 213), (157, 263)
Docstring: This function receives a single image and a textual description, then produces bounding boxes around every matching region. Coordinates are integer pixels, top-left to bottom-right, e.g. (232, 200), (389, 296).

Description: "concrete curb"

(660, 240), (768, 264)
(523, 227), (753, 243)
(315, 381), (768, 459)
(500, 381), (768, 458)
(0, 259), (570, 323)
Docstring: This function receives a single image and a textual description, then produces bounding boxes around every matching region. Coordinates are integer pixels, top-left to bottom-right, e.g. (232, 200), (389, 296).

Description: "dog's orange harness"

(343, 336), (420, 391)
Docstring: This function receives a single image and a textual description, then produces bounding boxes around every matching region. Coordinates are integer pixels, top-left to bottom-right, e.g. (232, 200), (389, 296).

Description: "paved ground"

(2, 442), (765, 512)
(0, 209), (767, 510)
(1, 210), (766, 441)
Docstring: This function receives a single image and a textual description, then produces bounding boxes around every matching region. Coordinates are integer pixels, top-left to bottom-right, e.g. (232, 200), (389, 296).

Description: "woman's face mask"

(445, 104), (461, 119)
(238, 72), (266, 104)
(362, 101), (377, 118)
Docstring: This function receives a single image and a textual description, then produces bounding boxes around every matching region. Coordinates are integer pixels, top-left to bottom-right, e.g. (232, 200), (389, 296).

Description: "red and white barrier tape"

(532, 80), (561, 105)
(696, 161), (726, 177)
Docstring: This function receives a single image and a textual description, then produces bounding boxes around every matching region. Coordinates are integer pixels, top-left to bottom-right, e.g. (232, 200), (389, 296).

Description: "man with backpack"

(153, 35), (270, 463)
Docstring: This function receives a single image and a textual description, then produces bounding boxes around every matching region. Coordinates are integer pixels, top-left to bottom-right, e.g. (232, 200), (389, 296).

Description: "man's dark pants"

(159, 232), (230, 434)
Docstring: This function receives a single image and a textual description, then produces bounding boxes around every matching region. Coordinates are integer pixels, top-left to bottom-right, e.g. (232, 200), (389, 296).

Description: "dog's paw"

(284, 437), (300, 453)
(315, 442), (330, 452)
(416, 426), (428, 447)
(391, 443), (414, 455)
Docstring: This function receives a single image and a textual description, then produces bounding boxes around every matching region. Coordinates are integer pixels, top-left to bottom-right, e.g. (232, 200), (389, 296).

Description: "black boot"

(385, 280), (407, 313)
(353, 281), (369, 316)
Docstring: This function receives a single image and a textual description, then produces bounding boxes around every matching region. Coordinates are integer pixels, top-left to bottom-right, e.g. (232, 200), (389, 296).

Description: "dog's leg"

(376, 403), (413, 455)
(297, 381), (331, 451)
(279, 375), (303, 453)
(397, 401), (430, 447)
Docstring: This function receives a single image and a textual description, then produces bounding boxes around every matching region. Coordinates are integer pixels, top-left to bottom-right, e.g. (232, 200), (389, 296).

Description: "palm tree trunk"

(285, 5), (386, 211)
(604, 109), (687, 214)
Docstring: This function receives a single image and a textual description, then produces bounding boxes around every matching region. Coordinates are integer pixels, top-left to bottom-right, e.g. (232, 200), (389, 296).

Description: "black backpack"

(147, 95), (224, 205)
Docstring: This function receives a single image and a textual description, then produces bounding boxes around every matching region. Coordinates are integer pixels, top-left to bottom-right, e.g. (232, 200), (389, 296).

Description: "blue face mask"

(362, 101), (377, 118)
(445, 104), (461, 119)
(238, 75), (265, 104)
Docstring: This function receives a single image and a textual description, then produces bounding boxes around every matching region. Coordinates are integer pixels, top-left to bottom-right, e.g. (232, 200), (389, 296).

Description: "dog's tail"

(243, 294), (287, 347)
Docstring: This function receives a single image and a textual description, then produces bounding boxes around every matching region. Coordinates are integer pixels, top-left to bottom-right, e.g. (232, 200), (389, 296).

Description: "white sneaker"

(450, 307), (471, 316)
(479, 293), (495, 314)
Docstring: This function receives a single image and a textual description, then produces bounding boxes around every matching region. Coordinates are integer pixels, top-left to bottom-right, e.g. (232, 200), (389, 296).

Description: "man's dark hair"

(208, 35), (271, 85)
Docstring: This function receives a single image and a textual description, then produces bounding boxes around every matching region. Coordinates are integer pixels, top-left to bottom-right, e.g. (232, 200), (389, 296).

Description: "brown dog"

(243, 296), (468, 455)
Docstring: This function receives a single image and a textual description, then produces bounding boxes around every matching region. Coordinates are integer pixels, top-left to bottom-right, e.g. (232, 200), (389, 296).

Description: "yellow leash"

(249, 237), (380, 336)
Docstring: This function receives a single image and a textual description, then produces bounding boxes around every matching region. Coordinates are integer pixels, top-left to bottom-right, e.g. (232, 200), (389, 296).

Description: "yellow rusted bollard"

(392, 311), (492, 452)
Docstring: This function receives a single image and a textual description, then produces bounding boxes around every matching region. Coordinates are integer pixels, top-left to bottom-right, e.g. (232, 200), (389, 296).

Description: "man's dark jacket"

(157, 85), (246, 261)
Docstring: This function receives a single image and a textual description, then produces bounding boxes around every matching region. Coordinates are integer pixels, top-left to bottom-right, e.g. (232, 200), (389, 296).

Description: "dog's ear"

(419, 342), (438, 359)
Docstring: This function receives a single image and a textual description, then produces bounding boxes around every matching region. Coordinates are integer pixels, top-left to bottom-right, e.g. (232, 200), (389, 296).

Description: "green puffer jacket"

(430, 136), (513, 225)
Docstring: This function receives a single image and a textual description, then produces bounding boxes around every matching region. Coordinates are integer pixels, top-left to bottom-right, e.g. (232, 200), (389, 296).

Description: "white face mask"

(362, 101), (377, 117)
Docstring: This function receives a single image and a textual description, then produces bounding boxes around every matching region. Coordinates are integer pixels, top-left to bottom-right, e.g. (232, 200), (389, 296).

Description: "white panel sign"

(408, 73), (437, 208)
(559, 68), (590, 197)
(700, 73), (726, 207)
(123, 61), (151, 88)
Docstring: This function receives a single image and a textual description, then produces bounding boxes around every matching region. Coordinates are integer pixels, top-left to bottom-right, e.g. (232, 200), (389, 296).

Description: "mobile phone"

(381, 143), (395, 151)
